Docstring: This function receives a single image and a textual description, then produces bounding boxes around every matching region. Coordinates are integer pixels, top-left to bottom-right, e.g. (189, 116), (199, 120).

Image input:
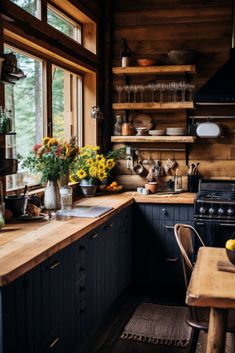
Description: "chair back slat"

(174, 224), (205, 288)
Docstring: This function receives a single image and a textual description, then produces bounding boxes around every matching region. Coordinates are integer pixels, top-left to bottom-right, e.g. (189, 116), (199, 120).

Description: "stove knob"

(227, 208), (234, 216)
(218, 207), (225, 216)
(208, 207), (216, 215)
(199, 206), (206, 215)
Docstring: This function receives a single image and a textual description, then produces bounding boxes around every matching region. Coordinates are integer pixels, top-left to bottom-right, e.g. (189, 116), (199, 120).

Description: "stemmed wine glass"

(139, 84), (145, 102)
(116, 85), (123, 103)
(179, 81), (187, 102)
(187, 83), (195, 101)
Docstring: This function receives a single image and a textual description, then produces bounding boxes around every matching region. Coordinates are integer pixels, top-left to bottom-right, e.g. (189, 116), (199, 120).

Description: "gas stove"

(195, 180), (235, 221)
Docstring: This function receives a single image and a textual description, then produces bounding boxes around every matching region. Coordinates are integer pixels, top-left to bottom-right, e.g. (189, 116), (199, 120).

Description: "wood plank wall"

(109, 0), (235, 189)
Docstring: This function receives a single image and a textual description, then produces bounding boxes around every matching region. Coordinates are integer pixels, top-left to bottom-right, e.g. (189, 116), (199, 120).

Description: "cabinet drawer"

(152, 204), (194, 221)
(117, 206), (132, 229)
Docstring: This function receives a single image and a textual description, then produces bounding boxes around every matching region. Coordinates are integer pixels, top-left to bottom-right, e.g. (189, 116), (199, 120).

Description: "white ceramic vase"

(44, 180), (61, 210)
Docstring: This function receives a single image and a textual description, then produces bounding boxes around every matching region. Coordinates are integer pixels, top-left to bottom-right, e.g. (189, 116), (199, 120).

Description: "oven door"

(195, 220), (235, 247)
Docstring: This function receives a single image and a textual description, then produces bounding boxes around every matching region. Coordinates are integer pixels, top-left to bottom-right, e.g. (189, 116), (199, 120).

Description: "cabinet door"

(133, 203), (193, 295)
(1, 265), (42, 353)
(86, 225), (104, 335)
(41, 247), (71, 353)
(117, 206), (133, 295)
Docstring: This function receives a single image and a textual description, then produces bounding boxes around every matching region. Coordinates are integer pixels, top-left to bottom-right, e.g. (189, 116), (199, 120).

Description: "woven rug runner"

(120, 303), (192, 347)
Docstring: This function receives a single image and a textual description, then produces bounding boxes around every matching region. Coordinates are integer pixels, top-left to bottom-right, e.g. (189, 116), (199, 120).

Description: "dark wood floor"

(85, 293), (196, 353)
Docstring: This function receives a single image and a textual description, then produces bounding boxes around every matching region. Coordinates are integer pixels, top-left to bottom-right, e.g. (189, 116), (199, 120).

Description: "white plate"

(149, 130), (166, 136)
(166, 132), (187, 136)
(167, 128), (186, 132)
(19, 213), (46, 221)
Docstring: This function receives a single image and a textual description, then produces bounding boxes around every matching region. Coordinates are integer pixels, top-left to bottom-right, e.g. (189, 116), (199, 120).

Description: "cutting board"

(69, 206), (113, 218)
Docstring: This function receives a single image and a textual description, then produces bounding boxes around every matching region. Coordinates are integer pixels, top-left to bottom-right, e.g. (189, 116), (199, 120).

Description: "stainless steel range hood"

(195, 1), (235, 105)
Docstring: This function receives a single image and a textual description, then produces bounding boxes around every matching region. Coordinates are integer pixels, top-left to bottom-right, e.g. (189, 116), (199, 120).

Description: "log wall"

(110, 0), (235, 189)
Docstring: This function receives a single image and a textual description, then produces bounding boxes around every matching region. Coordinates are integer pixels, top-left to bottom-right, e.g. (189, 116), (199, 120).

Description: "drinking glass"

(59, 186), (73, 212)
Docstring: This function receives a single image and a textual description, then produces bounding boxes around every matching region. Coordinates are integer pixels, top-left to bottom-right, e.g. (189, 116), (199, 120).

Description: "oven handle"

(195, 222), (235, 227)
(219, 223), (235, 227)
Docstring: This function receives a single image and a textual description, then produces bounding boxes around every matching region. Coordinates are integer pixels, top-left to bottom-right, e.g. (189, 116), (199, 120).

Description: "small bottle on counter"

(113, 115), (123, 136)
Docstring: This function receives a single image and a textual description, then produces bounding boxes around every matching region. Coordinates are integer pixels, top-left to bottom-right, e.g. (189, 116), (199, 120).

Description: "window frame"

(47, 2), (82, 44)
(0, 0), (99, 194)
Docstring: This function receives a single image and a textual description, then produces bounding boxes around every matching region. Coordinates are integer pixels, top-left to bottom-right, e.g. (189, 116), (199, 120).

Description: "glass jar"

(113, 115), (122, 136)
(0, 205), (5, 229)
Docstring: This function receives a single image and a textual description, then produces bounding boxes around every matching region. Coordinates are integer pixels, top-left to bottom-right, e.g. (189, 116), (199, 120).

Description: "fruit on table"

(225, 239), (235, 251)
(105, 181), (122, 191)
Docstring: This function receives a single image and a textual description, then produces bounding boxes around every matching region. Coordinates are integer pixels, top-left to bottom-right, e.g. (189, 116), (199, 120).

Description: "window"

(2, 0), (98, 192)
(47, 5), (81, 43)
(52, 65), (82, 141)
(4, 46), (83, 191)
(10, 0), (41, 18)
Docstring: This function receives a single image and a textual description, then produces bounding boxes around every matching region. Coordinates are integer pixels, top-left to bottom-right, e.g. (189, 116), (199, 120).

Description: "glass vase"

(44, 180), (61, 210)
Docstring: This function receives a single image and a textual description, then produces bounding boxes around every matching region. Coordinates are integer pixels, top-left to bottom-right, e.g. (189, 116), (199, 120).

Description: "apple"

(225, 239), (235, 251)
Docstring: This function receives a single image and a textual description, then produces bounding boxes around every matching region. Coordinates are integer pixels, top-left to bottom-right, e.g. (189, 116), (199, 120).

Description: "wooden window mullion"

(46, 61), (52, 136)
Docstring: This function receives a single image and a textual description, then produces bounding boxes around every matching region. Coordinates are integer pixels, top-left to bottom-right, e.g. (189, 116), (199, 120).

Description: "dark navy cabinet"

(0, 205), (133, 353)
(133, 203), (194, 295)
(0, 246), (72, 353)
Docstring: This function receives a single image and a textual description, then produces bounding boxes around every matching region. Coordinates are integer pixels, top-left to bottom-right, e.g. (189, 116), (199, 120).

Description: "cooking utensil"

(133, 149), (144, 175)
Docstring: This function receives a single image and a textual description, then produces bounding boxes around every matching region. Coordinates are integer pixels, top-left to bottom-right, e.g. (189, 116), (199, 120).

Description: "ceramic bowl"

(137, 59), (157, 66)
(226, 248), (235, 265)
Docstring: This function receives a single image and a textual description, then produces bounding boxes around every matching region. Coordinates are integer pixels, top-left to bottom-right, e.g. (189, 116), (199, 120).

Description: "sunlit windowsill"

(6, 182), (79, 197)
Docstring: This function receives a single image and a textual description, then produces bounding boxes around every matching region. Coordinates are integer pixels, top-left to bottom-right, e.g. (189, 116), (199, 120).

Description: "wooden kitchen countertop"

(0, 192), (195, 286)
(123, 191), (196, 204)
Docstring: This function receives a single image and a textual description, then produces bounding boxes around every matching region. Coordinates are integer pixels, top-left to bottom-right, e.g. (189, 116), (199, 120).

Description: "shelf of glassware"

(112, 65), (196, 76)
(112, 102), (194, 110)
(111, 135), (196, 143)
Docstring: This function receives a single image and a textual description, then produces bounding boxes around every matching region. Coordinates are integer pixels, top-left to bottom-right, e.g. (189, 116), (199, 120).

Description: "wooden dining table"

(186, 246), (235, 353)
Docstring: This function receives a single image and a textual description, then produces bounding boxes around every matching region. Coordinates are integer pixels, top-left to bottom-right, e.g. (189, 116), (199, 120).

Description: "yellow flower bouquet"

(70, 144), (124, 184)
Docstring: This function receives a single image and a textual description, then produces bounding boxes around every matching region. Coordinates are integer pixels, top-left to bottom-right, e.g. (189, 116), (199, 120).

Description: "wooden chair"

(174, 223), (235, 353)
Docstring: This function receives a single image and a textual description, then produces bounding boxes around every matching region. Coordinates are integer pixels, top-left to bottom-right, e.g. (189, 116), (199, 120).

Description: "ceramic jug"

(91, 106), (104, 120)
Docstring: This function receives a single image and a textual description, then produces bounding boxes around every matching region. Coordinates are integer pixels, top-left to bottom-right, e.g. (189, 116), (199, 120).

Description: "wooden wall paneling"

(110, 0), (235, 185)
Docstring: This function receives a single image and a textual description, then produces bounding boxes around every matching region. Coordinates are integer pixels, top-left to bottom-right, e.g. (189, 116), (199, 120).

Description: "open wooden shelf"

(112, 65), (196, 76)
(112, 102), (194, 110)
(111, 135), (196, 143)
